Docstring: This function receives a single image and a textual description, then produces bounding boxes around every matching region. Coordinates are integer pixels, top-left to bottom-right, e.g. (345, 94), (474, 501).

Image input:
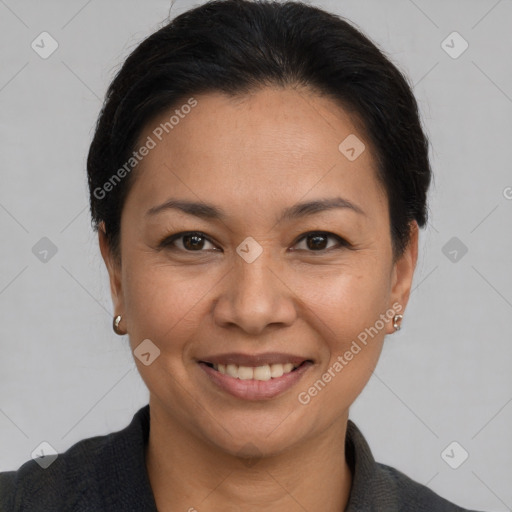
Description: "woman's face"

(100, 86), (418, 457)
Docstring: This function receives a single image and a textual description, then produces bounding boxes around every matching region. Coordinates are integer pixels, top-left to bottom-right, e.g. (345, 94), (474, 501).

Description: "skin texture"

(99, 86), (419, 512)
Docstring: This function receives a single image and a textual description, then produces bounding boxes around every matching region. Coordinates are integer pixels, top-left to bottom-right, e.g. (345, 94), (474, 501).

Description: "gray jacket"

(0, 405), (482, 511)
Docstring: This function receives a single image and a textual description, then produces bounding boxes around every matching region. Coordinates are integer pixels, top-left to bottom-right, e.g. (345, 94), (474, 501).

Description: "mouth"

(197, 355), (314, 400)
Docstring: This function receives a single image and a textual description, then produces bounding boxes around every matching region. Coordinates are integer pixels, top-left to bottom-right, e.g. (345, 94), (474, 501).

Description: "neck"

(145, 397), (353, 512)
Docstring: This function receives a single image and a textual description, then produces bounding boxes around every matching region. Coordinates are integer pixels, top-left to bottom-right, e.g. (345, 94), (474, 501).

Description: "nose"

(212, 247), (297, 335)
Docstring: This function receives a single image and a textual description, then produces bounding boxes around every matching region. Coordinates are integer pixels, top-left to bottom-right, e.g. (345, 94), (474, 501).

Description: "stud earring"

(113, 315), (125, 335)
(393, 314), (403, 332)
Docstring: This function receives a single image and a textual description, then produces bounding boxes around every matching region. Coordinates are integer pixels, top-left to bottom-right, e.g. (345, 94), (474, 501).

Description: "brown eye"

(293, 232), (348, 252)
(160, 232), (218, 252)
(182, 233), (207, 250)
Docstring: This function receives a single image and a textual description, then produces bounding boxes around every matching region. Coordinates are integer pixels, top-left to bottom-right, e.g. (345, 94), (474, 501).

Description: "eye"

(292, 231), (349, 252)
(159, 230), (349, 253)
(159, 231), (219, 252)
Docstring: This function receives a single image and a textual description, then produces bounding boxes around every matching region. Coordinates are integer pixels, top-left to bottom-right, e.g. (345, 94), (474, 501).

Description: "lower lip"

(198, 361), (313, 401)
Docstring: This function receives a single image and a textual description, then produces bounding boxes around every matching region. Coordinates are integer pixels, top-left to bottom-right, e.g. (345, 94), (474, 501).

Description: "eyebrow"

(145, 196), (366, 222)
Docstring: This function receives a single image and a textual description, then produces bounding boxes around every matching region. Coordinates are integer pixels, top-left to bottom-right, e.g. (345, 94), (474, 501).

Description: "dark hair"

(87, 0), (431, 263)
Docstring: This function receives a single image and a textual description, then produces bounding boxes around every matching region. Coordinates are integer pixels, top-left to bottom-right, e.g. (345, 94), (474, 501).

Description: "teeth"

(226, 364), (238, 378)
(238, 366), (254, 380)
(253, 365), (271, 381)
(270, 363), (284, 378)
(212, 362), (300, 380)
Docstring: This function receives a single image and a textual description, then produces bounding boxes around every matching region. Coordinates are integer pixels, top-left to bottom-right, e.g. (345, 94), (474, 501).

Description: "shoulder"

(0, 429), (116, 511)
(374, 461), (479, 512)
(345, 420), (483, 512)
(0, 405), (155, 512)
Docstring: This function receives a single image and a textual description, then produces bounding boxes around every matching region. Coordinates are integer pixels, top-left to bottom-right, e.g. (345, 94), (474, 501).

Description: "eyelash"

(159, 231), (350, 254)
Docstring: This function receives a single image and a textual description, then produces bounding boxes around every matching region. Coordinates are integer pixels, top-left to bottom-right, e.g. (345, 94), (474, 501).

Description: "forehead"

(125, 86), (387, 223)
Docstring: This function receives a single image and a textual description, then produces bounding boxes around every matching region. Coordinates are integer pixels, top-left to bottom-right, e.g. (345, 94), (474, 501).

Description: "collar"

(344, 418), (399, 510)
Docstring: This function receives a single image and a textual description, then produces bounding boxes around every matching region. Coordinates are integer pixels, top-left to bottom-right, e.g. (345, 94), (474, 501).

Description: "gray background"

(1, 0), (511, 510)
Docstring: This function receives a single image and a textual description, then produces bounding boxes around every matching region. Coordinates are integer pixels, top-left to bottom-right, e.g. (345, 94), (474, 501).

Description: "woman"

(0, 0), (484, 510)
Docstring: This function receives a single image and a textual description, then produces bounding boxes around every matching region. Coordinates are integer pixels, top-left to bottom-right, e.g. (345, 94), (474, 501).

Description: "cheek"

(293, 258), (391, 336)
(294, 278), (389, 416)
(121, 259), (218, 404)
(294, 260), (390, 387)
(122, 258), (216, 350)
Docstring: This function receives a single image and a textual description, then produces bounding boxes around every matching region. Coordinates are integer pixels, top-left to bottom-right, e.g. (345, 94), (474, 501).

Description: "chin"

(194, 410), (308, 459)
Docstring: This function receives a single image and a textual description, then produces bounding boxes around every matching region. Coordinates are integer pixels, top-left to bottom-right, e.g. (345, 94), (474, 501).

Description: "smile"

(207, 362), (301, 380)
(197, 358), (313, 400)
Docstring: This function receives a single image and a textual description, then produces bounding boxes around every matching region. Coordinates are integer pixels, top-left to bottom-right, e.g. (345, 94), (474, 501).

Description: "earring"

(113, 315), (125, 335)
(393, 314), (403, 332)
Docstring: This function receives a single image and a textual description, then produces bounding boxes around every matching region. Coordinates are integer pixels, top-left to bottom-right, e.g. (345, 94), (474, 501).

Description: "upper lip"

(198, 352), (312, 367)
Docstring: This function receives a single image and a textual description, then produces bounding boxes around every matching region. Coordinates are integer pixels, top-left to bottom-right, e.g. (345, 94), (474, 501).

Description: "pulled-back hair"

(87, 0), (431, 263)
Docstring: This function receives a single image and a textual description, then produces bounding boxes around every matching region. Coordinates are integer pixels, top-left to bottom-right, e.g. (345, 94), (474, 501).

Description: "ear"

(386, 220), (419, 334)
(98, 221), (124, 318)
